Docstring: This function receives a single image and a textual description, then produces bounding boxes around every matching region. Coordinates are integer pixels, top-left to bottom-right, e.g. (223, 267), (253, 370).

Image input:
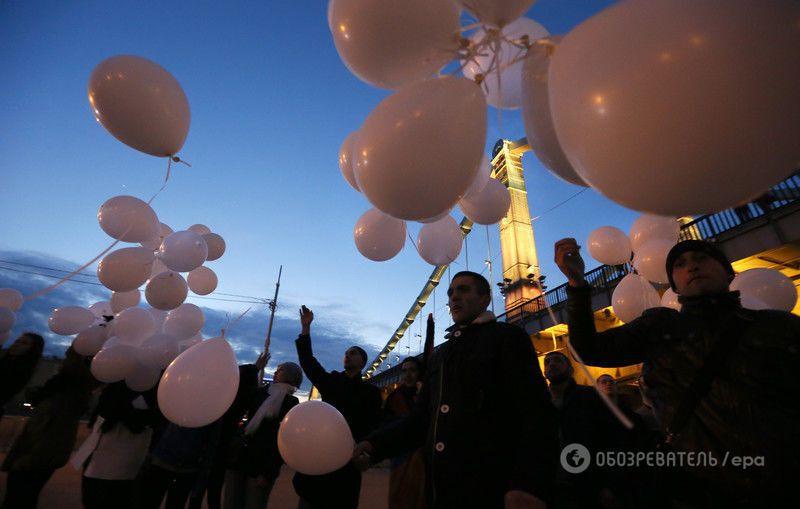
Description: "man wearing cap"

(555, 238), (800, 507)
(293, 305), (382, 509)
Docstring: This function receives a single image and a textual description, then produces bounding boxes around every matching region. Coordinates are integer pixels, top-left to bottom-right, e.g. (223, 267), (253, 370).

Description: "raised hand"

(555, 238), (587, 286)
(299, 305), (314, 335)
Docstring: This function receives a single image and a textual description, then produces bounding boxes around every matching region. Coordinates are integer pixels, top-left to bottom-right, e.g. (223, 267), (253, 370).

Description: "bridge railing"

(498, 170), (800, 324)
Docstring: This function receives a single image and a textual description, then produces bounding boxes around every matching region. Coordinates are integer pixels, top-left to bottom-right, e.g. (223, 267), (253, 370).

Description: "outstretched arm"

(294, 306), (332, 391)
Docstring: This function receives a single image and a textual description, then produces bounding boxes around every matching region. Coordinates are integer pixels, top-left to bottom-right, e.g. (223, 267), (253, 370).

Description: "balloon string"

(226, 306), (253, 332)
(538, 288), (634, 429)
(408, 232), (422, 256)
(24, 159), (174, 302)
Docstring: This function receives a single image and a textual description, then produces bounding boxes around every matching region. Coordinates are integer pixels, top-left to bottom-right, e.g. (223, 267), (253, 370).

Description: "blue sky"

(0, 0), (641, 380)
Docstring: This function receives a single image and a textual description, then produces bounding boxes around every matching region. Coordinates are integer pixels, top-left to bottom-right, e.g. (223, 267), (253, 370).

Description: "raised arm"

(294, 305), (332, 391)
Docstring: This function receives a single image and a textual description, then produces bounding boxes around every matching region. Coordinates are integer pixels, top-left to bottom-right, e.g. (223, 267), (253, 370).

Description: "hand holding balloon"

(554, 238), (586, 287)
(299, 306), (314, 335)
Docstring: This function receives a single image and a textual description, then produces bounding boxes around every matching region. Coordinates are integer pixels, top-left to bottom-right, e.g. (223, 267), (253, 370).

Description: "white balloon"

(633, 239), (675, 284)
(587, 226), (631, 266)
(456, 0), (537, 28)
(457, 178), (510, 225)
(330, 0), (461, 89)
(612, 273), (661, 323)
(418, 208), (453, 224)
(417, 216), (463, 266)
(462, 17), (549, 109)
(202, 233), (226, 261)
(49, 306), (96, 336)
(463, 153), (490, 200)
(178, 333), (203, 352)
(90, 343), (137, 383)
(140, 222), (174, 251)
(731, 268), (797, 312)
(158, 231), (208, 272)
(0, 288), (24, 312)
(113, 307), (156, 345)
(353, 209), (406, 262)
(187, 266), (218, 296)
(97, 247), (155, 292)
(111, 290), (141, 314)
(740, 294), (769, 311)
(188, 224), (211, 235)
(520, 35), (587, 186)
(137, 333), (180, 370)
(149, 307), (168, 332)
(163, 303), (204, 340)
(88, 55), (190, 157)
(145, 271), (188, 311)
(0, 307), (15, 334)
(150, 258), (169, 278)
(98, 195), (159, 243)
(660, 288), (681, 312)
(338, 131), (360, 191)
(125, 365), (163, 392)
(629, 215), (679, 252)
(278, 400), (354, 475)
(549, 0), (800, 215)
(158, 335), (239, 427)
(354, 77), (487, 220)
(88, 301), (113, 318)
(73, 325), (109, 356)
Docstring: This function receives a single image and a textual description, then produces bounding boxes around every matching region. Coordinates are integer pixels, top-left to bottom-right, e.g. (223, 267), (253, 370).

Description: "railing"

(498, 170), (800, 324)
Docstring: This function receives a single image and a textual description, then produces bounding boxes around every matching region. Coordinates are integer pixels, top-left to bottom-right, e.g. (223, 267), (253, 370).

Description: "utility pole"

(259, 265), (282, 384)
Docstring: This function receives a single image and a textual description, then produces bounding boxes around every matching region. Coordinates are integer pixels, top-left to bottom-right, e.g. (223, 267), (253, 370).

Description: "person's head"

(596, 374), (616, 396)
(8, 332), (44, 359)
(344, 346), (368, 373)
(666, 240), (734, 297)
(544, 351), (573, 384)
(274, 362), (303, 387)
(399, 357), (423, 388)
(448, 271), (491, 325)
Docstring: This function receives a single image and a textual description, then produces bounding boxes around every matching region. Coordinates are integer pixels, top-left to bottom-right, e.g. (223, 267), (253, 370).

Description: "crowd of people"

(0, 238), (798, 508)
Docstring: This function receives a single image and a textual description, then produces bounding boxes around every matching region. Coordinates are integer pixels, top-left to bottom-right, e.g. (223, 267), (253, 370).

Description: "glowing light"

(658, 51), (673, 63)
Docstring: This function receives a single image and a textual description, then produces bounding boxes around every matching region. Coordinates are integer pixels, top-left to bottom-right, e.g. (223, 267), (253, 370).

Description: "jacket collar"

(444, 311), (496, 338)
(678, 290), (742, 315)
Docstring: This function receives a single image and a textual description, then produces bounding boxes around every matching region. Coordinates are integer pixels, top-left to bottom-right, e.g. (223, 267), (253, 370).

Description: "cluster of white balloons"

(0, 288), (25, 345)
(330, 0), (523, 265)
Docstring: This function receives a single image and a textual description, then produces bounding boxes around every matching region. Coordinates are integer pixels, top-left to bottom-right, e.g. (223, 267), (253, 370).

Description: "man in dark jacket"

(555, 238), (800, 507)
(354, 271), (558, 509)
(293, 305), (382, 509)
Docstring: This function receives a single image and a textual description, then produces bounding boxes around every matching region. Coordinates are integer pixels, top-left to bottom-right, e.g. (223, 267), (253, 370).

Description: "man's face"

(596, 375), (615, 396)
(343, 347), (365, 372)
(671, 251), (732, 297)
(400, 361), (420, 388)
(9, 335), (34, 357)
(448, 275), (491, 325)
(544, 354), (572, 384)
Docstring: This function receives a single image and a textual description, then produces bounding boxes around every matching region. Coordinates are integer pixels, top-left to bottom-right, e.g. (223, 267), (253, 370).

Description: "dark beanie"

(665, 240), (734, 291)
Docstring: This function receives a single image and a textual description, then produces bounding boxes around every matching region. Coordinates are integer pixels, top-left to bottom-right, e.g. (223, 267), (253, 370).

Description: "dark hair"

(277, 362), (303, 387)
(18, 332), (45, 359)
(349, 346), (368, 368)
(544, 350), (569, 362)
(451, 271), (490, 296)
(400, 356), (425, 377)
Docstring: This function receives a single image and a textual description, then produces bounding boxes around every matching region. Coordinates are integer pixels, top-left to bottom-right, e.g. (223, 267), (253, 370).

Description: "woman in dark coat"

(0, 332), (45, 419)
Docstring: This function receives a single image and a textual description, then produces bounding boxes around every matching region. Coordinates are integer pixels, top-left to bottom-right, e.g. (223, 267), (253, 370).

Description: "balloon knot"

(171, 156), (192, 167)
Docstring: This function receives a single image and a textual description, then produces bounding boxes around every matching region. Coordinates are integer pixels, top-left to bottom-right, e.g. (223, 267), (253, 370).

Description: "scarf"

(244, 382), (296, 435)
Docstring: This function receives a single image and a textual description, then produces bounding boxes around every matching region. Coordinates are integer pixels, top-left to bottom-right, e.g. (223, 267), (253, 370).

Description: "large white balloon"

(612, 274), (661, 323)
(629, 215), (679, 252)
(98, 195), (159, 243)
(338, 131), (360, 192)
(49, 306), (96, 336)
(188, 224), (211, 235)
(90, 343), (137, 383)
(111, 290), (141, 314)
(731, 268), (797, 312)
(329, 0), (460, 89)
(187, 266), (218, 296)
(88, 55), (190, 157)
(660, 288), (681, 312)
(520, 36), (587, 186)
(145, 271), (188, 311)
(97, 247), (155, 292)
(137, 333), (180, 370)
(158, 335), (239, 427)
(632, 239), (675, 285)
(0, 308), (15, 334)
(0, 288), (24, 312)
(141, 223), (174, 251)
(457, 178), (510, 225)
(202, 233), (226, 262)
(113, 307), (156, 345)
(456, 0), (537, 28)
(462, 17), (549, 109)
(125, 365), (162, 392)
(158, 231), (208, 272)
(278, 401), (354, 475)
(549, 0), (800, 215)
(163, 303), (204, 339)
(353, 209), (406, 262)
(463, 153), (490, 200)
(416, 216), (463, 266)
(73, 325), (109, 356)
(354, 77), (487, 220)
(587, 226), (631, 266)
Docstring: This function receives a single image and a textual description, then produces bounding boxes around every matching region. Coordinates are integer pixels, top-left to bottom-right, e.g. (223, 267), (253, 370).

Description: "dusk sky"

(1, 0), (645, 383)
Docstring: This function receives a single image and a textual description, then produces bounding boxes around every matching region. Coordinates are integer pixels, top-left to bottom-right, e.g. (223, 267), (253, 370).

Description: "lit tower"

(491, 138), (541, 311)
